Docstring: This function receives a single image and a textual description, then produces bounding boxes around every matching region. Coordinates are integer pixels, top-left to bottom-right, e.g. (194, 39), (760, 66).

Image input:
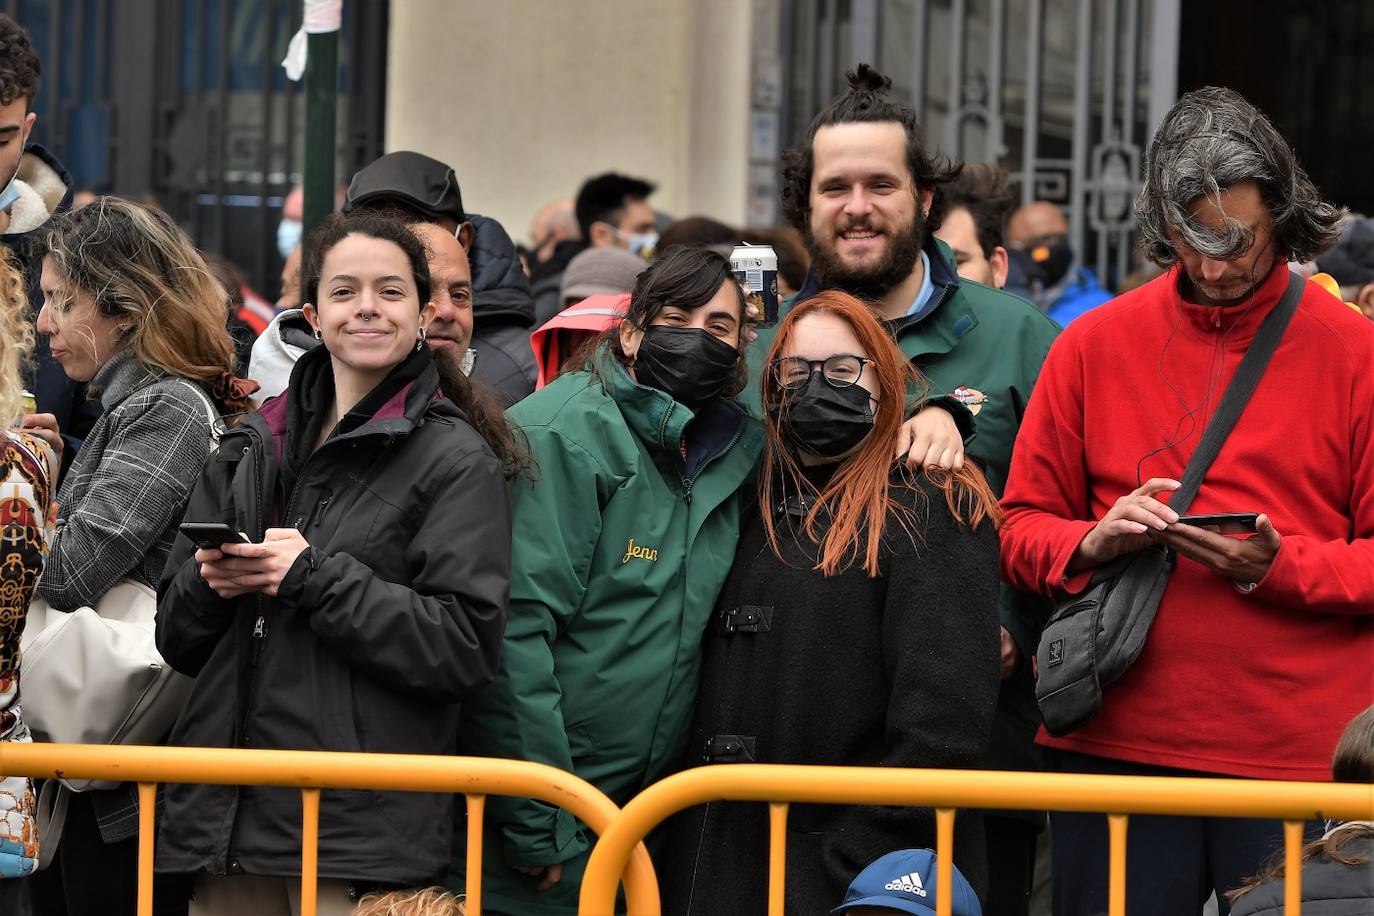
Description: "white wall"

(387, 0), (753, 246)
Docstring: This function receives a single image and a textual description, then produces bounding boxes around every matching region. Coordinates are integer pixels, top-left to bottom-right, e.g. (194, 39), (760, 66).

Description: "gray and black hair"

(1135, 86), (1342, 267)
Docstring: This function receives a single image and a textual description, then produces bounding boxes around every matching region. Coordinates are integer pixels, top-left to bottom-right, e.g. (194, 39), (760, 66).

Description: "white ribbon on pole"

(281, 0), (344, 81)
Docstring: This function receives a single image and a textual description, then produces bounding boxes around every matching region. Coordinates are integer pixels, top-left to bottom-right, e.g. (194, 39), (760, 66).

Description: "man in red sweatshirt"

(1000, 87), (1373, 916)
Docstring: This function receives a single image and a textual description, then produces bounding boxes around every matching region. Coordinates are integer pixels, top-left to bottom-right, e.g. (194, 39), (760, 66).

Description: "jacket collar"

(1170, 258), (1293, 347)
(92, 349), (161, 409)
(264, 343), (441, 451)
(594, 343), (697, 455)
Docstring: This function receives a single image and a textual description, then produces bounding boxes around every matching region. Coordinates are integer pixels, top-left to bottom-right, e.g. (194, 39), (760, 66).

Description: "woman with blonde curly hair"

(26, 196), (254, 916)
(0, 247), (57, 903)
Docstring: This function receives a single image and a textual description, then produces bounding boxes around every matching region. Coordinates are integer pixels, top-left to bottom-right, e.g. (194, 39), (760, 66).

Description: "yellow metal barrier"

(579, 765), (1374, 916)
(0, 743), (658, 916)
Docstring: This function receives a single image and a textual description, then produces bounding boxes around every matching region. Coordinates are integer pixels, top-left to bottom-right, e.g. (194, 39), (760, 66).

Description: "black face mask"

(1029, 236), (1074, 287)
(776, 373), (875, 459)
(633, 326), (738, 406)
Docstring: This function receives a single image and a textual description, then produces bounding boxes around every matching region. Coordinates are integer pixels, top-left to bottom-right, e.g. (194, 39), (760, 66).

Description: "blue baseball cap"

(832, 849), (982, 916)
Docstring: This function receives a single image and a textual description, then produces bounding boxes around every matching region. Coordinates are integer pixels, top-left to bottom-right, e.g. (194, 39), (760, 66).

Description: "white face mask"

(602, 222), (658, 260)
(625, 231), (659, 259)
(0, 166), (23, 213)
(277, 218), (303, 259)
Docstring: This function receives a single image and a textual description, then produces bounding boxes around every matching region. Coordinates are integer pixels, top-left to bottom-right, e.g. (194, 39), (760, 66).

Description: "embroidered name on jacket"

(622, 539), (659, 564)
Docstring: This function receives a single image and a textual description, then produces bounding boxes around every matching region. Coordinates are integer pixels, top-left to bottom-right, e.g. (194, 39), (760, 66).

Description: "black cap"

(343, 151), (465, 224)
(1317, 216), (1374, 287)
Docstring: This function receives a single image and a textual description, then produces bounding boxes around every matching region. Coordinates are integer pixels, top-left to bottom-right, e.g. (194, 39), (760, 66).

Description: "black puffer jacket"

(467, 214), (537, 404)
(1231, 830), (1374, 916)
(155, 345), (511, 887)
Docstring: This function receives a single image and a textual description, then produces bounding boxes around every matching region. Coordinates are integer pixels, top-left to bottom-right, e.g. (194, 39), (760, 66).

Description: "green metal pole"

(302, 25), (339, 238)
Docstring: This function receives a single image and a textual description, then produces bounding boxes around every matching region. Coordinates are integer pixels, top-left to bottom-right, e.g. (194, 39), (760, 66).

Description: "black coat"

(155, 345), (511, 886)
(663, 468), (1001, 915)
(466, 214), (538, 404)
(1231, 832), (1374, 916)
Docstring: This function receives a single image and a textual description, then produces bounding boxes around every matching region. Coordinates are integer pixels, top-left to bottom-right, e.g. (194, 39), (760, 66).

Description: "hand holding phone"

(1173, 512), (1259, 536)
(179, 522), (250, 550)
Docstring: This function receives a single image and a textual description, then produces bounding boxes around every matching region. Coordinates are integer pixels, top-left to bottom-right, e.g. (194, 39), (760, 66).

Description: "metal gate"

(10, 0), (388, 297)
(780, 0), (1181, 289)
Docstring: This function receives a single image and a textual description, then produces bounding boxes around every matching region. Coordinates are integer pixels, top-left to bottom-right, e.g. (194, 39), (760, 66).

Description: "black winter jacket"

(155, 345), (511, 886)
(1231, 831), (1374, 916)
(467, 214), (538, 404)
(663, 467), (1001, 914)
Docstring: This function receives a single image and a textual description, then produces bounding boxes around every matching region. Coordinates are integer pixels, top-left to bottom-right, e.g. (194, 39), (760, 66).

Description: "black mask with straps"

(633, 326), (739, 406)
(775, 372), (875, 459)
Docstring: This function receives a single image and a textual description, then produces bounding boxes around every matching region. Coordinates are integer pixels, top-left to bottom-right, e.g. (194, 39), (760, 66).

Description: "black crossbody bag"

(1035, 271), (1305, 737)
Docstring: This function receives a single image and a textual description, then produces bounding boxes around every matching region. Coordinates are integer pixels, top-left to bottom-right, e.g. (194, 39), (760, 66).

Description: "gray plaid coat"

(37, 348), (217, 843)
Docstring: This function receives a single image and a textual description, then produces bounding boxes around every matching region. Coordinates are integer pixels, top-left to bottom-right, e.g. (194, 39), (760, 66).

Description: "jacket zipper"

(680, 421), (746, 505)
(238, 438), (267, 751)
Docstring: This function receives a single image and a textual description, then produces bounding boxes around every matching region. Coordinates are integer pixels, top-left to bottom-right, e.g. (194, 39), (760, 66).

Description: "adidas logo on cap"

(883, 871), (929, 897)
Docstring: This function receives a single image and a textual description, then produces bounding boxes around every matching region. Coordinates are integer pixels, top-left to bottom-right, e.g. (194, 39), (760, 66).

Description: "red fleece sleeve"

(999, 330), (1100, 597)
(1249, 366), (1374, 614)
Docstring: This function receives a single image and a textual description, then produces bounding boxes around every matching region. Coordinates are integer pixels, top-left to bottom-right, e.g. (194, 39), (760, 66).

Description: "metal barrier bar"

(580, 765), (1374, 915)
(301, 788), (321, 916)
(137, 782), (156, 916)
(0, 744), (658, 915)
(767, 802), (788, 916)
(1108, 814), (1128, 916)
(935, 808), (954, 916)
(1284, 819), (1305, 915)
(467, 795), (486, 916)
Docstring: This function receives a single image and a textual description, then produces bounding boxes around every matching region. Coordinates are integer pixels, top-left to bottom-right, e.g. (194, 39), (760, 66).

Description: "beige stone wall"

(386, 0), (753, 246)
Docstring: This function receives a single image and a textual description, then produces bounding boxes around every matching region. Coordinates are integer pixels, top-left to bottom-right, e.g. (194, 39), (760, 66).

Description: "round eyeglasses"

(771, 354), (871, 390)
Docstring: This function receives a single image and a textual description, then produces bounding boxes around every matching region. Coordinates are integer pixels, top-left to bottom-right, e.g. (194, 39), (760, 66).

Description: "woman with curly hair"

(0, 247), (55, 908)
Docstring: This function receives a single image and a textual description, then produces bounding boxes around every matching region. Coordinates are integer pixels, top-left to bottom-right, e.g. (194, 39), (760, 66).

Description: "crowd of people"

(0, 11), (1371, 916)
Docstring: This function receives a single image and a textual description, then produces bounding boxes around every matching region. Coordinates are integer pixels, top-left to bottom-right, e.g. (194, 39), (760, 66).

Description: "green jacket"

(740, 238), (1061, 773)
(453, 346), (763, 915)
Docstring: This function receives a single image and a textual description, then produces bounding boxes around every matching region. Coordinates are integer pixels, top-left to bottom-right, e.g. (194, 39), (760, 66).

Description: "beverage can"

(730, 243), (779, 326)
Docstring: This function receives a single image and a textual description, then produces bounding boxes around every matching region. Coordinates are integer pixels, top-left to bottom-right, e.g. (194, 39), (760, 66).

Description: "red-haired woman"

(665, 290), (1003, 914)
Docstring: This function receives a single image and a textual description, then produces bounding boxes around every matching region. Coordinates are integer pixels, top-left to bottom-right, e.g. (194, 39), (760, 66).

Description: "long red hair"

(759, 291), (1000, 576)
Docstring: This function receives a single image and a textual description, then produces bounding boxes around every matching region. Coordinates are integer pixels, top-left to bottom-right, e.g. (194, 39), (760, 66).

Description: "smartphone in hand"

(1174, 512), (1259, 535)
(179, 522), (250, 550)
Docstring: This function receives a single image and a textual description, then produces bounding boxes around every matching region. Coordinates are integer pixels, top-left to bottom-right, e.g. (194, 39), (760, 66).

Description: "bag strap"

(183, 381), (224, 451)
(35, 780), (69, 871)
(1172, 271), (1305, 514)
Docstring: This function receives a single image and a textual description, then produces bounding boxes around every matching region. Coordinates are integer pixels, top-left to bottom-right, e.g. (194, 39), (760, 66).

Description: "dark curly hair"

(781, 64), (960, 236)
(1136, 87), (1343, 267)
(0, 15), (41, 109)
